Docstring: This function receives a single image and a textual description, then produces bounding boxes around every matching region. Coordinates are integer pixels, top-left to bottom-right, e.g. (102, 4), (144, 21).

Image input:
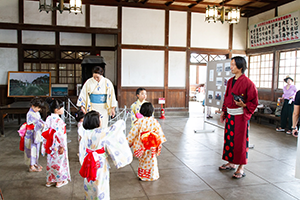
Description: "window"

(249, 53), (273, 88)
(278, 50), (300, 89)
(24, 63), (57, 84)
(190, 53), (227, 64)
(59, 64), (82, 90)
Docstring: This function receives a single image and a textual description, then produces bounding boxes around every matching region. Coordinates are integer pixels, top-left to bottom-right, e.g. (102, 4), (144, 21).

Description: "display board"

(248, 10), (299, 49)
(8, 71), (51, 97)
(205, 59), (234, 109)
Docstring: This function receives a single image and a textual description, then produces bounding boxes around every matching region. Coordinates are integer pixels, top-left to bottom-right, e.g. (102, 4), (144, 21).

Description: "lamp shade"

(205, 5), (218, 23)
(39, 0), (52, 13)
(69, 0), (82, 13)
(227, 8), (240, 24)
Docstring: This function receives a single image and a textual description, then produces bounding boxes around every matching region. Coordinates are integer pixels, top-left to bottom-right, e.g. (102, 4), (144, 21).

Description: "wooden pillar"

(228, 24), (233, 58)
(18, 0), (24, 71)
(186, 11), (191, 108)
(117, 5), (122, 106)
(164, 9), (169, 107)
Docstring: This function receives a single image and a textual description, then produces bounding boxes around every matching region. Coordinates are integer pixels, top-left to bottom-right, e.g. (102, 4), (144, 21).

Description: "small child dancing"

(78, 111), (132, 200)
(130, 87), (147, 127)
(127, 102), (167, 181)
(42, 98), (71, 188)
(19, 97), (45, 172)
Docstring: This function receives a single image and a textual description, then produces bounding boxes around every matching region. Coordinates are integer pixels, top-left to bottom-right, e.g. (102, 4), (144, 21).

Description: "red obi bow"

(140, 131), (161, 150)
(19, 123), (35, 151)
(79, 147), (105, 182)
(42, 128), (58, 154)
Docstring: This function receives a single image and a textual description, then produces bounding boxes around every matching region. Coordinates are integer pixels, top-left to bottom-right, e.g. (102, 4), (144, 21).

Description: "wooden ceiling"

(80, 0), (295, 17)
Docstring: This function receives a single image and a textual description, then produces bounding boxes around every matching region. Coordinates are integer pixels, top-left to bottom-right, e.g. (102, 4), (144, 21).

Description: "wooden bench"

(252, 112), (280, 126)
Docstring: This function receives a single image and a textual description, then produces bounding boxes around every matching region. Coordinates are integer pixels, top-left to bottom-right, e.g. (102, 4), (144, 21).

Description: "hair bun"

(45, 97), (54, 105)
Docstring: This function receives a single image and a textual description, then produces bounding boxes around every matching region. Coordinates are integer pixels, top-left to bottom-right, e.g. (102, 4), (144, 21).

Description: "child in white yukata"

(78, 111), (132, 200)
(75, 109), (85, 158)
(19, 97), (45, 172)
(127, 102), (167, 181)
(130, 87), (147, 127)
(42, 98), (71, 188)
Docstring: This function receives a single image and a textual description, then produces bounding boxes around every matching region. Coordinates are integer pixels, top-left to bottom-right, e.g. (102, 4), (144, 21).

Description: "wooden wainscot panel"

(166, 88), (186, 108)
(257, 89), (273, 101)
(120, 87), (164, 109)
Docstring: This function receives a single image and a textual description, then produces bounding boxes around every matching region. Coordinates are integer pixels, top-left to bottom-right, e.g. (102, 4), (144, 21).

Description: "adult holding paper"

(77, 66), (117, 128)
(219, 56), (258, 179)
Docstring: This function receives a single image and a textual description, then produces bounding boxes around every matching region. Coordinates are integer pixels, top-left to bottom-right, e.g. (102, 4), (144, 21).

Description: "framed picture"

(8, 71), (51, 97)
(52, 84), (68, 96)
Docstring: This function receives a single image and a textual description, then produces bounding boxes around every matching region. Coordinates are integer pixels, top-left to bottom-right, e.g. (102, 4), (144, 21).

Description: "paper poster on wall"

(224, 62), (231, 75)
(209, 70), (214, 81)
(208, 90), (214, 100)
(224, 77), (231, 86)
(216, 77), (222, 86)
(215, 91), (222, 101)
(216, 63), (223, 72)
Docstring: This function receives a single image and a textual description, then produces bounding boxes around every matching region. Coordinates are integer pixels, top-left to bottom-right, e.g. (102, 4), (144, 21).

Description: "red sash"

(79, 147), (105, 182)
(19, 123), (35, 151)
(140, 131), (161, 150)
(42, 128), (58, 154)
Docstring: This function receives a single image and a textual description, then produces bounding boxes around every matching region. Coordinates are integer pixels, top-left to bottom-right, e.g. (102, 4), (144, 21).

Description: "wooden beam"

(19, 0), (24, 24)
(228, 24), (233, 58)
(86, 3), (90, 28)
(245, 0), (295, 17)
(117, 5), (122, 106)
(186, 11), (191, 108)
(0, 23), (119, 34)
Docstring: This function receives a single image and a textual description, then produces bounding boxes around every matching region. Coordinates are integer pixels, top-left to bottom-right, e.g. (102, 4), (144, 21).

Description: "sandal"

(286, 130), (292, 135)
(219, 164), (236, 170)
(276, 128), (285, 132)
(34, 164), (43, 170)
(232, 172), (246, 179)
(46, 182), (56, 187)
(29, 166), (42, 172)
(56, 180), (68, 188)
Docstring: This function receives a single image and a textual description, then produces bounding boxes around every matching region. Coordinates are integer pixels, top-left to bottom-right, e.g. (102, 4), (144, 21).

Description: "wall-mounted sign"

(249, 10), (299, 48)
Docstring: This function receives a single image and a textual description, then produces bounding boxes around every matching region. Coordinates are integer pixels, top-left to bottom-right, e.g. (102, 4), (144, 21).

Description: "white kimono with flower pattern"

(79, 120), (133, 200)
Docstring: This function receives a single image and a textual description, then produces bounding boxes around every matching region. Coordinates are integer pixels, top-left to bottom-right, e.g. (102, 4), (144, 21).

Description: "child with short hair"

(75, 109), (84, 159)
(19, 97), (45, 172)
(42, 98), (70, 188)
(78, 111), (132, 200)
(127, 102), (167, 181)
(130, 87), (147, 127)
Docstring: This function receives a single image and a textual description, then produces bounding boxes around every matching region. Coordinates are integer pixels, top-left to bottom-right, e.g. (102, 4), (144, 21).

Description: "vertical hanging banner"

(249, 10), (300, 48)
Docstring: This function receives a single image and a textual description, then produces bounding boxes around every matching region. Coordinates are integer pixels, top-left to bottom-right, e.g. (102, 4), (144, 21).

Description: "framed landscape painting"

(8, 71), (51, 97)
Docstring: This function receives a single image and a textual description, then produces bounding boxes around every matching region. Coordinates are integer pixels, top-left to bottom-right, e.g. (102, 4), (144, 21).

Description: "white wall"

(122, 7), (165, 46)
(22, 31), (55, 45)
(169, 11), (187, 47)
(96, 34), (116, 47)
(0, 48), (18, 85)
(101, 51), (116, 85)
(278, 0), (300, 16)
(248, 9), (275, 26)
(0, 0), (18, 23)
(24, 0), (52, 25)
(168, 51), (186, 87)
(90, 5), (118, 28)
(0, 29), (17, 44)
(57, 4), (86, 27)
(121, 49), (164, 87)
(60, 32), (91, 46)
(191, 12), (229, 49)
(233, 17), (247, 50)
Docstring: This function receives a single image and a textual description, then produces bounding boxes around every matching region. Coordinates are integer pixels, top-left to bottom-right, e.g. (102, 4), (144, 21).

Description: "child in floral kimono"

(130, 87), (147, 127)
(127, 102), (167, 181)
(78, 111), (132, 200)
(42, 98), (71, 188)
(19, 97), (44, 172)
(75, 109), (84, 159)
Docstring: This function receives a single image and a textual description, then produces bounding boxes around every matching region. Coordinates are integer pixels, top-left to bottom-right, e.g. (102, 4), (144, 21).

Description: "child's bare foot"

(29, 165), (42, 172)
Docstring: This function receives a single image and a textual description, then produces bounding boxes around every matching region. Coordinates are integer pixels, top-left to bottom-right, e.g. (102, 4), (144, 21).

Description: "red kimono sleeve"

(244, 79), (258, 120)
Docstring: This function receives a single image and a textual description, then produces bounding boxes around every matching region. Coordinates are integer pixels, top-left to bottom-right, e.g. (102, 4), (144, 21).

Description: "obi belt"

(79, 147), (105, 182)
(90, 94), (107, 104)
(18, 123), (35, 151)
